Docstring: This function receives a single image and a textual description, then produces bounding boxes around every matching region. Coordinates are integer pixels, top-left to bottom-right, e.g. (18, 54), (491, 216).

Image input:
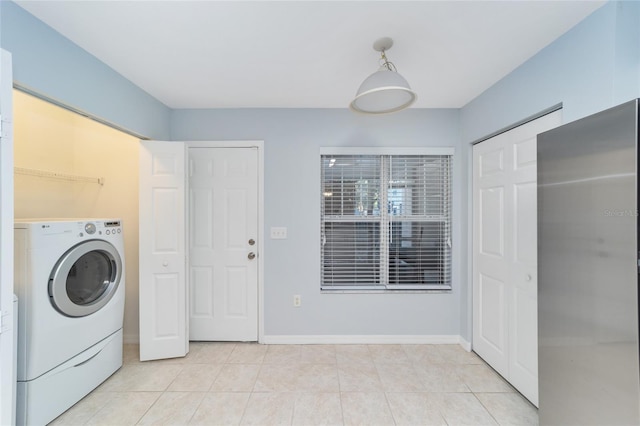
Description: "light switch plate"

(270, 227), (287, 239)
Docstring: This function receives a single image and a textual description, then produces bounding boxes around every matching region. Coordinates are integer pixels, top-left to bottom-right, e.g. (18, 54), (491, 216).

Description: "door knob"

(525, 274), (532, 282)
(248, 252), (256, 260)
(248, 239), (255, 246)
(162, 261), (168, 267)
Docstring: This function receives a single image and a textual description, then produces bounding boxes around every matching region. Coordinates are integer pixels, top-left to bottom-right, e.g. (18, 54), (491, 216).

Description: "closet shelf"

(15, 167), (104, 185)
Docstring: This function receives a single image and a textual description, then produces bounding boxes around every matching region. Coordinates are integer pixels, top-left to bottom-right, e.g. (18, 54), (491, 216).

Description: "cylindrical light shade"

(350, 68), (417, 114)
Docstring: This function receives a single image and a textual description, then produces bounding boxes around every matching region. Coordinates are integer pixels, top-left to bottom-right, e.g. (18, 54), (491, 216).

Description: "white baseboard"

(459, 336), (472, 352)
(262, 334), (463, 345)
(123, 333), (472, 350)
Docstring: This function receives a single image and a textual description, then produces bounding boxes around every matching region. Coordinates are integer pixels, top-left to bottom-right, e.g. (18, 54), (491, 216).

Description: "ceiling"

(15, 1), (606, 110)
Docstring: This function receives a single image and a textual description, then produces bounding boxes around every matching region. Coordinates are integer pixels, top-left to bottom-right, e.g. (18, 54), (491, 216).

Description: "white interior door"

(473, 139), (509, 377)
(0, 49), (15, 426)
(189, 147), (258, 341)
(507, 123), (544, 405)
(139, 140), (187, 361)
(473, 110), (561, 406)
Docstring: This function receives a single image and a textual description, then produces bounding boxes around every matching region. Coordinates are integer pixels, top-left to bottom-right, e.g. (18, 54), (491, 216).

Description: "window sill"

(321, 287), (452, 294)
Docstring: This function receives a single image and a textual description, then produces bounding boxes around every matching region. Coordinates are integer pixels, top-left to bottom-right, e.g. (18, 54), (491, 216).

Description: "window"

(320, 150), (452, 291)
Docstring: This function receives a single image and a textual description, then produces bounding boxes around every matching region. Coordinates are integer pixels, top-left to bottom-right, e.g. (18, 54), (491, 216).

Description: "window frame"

(320, 147), (454, 293)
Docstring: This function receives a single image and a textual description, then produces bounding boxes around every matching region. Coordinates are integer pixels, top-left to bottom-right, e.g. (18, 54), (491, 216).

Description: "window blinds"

(321, 154), (452, 290)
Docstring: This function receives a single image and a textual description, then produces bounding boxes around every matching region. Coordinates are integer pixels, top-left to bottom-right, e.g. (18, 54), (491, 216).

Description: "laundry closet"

(13, 90), (140, 343)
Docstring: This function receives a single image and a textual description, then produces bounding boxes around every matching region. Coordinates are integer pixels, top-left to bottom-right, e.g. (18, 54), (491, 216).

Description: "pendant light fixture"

(350, 37), (417, 114)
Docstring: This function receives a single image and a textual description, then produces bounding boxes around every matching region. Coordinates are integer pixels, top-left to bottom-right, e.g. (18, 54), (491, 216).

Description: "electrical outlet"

(293, 295), (301, 307)
(271, 227), (287, 239)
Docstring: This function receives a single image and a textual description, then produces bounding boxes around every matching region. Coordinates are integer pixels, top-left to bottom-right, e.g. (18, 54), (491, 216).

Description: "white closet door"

(139, 140), (187, 361)
(473, 137), (509, 377)
(507, 119), (548, 406)
(473, 110), (561, 406)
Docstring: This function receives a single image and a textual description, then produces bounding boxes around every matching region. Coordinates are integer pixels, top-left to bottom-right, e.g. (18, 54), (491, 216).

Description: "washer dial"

(85, 222), (96, 235)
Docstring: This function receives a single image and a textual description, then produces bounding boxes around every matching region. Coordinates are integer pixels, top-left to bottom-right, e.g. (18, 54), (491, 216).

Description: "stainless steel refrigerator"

(538, 99), (640, 425)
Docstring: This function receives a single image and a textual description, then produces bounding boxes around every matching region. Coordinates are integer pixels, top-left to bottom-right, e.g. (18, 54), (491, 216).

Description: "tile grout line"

(182, 392), (206, 426)
(382, 391), (398, 426)
(239, 352), (266, 425)
(471, 391), (502, 426)
(133, 363), (184, 425)
(336, 348), (346, 426)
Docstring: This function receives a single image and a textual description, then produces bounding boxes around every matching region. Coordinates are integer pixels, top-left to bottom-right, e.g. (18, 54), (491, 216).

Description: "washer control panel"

(77, 220), (122, 238)
(103, 220), (122, 236)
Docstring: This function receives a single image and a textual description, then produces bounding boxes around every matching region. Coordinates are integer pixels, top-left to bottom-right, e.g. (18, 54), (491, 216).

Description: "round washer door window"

(49, 240), (122, 317)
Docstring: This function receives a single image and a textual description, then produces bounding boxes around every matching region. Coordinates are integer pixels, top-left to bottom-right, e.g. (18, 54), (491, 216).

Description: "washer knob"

(85, 223), (96, 234)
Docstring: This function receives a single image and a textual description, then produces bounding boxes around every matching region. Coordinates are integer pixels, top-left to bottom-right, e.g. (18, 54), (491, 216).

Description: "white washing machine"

(14, 219), (125, 425)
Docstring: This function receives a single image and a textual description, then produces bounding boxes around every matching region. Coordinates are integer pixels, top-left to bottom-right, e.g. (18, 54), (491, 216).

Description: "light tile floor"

(50, 343), (538, 425)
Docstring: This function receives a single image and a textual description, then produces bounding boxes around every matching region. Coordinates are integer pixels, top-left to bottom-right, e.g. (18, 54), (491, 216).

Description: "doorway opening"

(13, 89), (141, 343)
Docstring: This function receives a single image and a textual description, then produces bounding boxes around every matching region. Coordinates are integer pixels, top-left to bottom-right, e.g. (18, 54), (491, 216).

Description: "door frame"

(0, 48), (15, 426)
(185, 141), (265, 342)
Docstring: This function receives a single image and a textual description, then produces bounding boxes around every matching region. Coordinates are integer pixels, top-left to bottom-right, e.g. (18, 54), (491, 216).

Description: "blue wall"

(461, 1), (639, 143)
(1, 0), (466, 341)
(458, 0), (640, 341)
(0, 1), (171, 140)
(172, 108), (464, 338)
(4, 0), (640, 342)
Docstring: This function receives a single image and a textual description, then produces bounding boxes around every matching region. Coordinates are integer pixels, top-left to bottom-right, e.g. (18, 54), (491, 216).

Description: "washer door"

(49, 240), (122, 317)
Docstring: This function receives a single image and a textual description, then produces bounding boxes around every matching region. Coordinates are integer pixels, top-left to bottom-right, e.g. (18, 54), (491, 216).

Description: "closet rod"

(15, 167), (104, 185)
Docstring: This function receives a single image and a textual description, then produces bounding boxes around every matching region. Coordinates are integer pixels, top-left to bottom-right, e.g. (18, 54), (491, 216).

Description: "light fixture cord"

(380, 50), (397, 72)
